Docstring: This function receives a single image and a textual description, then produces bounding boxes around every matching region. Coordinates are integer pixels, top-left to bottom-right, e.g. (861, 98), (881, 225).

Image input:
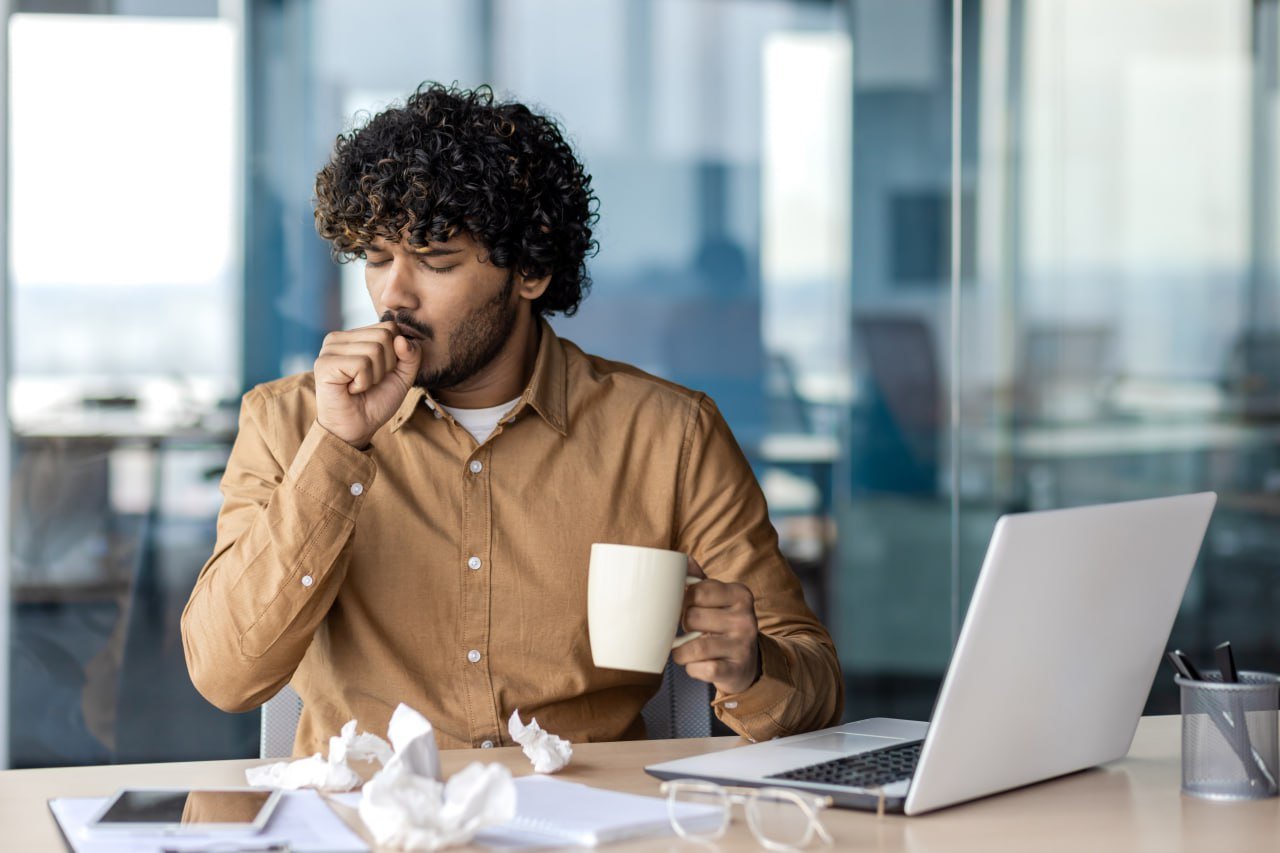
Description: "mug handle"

(671, 576), (703, 649)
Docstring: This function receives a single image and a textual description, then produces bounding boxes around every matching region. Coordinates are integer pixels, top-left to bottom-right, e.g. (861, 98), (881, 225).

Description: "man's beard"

(381, 272), (518, 392)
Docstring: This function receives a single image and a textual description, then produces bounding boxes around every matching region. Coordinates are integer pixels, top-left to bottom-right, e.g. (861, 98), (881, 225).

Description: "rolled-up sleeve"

(180, 386), (376, 712)
(674, 394), (844, 741)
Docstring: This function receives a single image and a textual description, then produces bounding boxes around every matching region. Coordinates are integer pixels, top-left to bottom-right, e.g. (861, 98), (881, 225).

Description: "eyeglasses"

(660, 779), (834, 852)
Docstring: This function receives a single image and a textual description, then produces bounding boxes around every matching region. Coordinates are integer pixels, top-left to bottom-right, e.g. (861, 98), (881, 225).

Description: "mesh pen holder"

(1177, 672), (1280, 801)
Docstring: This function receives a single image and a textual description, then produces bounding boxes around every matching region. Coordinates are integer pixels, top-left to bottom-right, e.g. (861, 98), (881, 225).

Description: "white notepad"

(475, 776), (722, 848)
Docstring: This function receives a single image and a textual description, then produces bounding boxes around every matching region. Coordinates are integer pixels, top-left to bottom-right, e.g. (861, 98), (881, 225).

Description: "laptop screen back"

(905, 492), (1216, 814)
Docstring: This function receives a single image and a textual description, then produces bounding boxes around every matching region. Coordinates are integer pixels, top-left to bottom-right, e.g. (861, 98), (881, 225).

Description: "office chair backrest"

(260, 683), (304, 759)
(639, 658), (713, 741)
(259, 658), (711, 759)
(853, 314), (941, 438)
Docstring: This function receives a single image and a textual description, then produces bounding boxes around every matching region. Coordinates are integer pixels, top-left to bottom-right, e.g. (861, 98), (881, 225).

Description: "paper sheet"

(335, 776), (721, 849)
(48, 789), (368, 853)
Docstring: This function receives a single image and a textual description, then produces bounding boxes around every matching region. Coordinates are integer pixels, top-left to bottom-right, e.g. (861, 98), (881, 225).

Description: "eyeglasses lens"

(669, 785), (729, 838)
(748, 791), (813, 847)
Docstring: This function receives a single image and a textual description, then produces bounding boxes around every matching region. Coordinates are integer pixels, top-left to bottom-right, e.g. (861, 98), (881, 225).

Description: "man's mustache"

(380, 310), (434, 341)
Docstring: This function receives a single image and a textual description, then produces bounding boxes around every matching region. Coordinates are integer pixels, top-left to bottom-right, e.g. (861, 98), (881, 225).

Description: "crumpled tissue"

(246, 717), (393, 791)
(508, 708), (573, 773)
(359, 705), (515, 850)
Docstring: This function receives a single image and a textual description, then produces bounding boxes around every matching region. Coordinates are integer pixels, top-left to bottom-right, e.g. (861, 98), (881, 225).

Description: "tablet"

(86, 787), (283, 834)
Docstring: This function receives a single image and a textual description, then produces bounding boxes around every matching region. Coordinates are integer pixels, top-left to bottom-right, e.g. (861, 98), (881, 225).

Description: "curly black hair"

(314, 82), (599, 317)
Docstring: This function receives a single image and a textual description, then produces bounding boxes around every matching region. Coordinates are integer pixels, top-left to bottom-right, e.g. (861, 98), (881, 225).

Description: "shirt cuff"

(287, 422), (378, 520)
(712, 633), (798, 742)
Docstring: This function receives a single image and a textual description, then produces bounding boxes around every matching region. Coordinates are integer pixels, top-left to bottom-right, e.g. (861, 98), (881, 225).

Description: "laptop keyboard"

(767, 740), (923, 789)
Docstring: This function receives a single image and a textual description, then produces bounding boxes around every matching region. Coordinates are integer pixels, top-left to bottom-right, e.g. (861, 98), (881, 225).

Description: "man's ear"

(517, 272), (552, 301)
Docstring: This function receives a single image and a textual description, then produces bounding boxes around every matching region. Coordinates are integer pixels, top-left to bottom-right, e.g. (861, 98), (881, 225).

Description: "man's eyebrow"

(410, 246), (463, 257)
(361, 243), (462, 257)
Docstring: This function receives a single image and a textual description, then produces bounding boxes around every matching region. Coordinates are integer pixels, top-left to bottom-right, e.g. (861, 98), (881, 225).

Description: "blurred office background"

(1, 0), (1277, 767)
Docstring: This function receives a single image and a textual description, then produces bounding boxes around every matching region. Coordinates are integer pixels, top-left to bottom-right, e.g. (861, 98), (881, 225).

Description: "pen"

(1215, 641), (1239, 683)
(1214, 641), (1270, 790)
(1213, 640), (1251, 752)
(1170, 649), (1204, 682)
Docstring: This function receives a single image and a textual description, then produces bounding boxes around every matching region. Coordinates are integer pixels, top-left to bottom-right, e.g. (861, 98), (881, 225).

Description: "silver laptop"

(646, 492), (1217, 815)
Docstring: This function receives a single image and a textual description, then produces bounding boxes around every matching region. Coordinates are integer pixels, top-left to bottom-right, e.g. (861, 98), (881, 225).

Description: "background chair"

(850, 314), (942, 494)
(260, 658), (712, 758)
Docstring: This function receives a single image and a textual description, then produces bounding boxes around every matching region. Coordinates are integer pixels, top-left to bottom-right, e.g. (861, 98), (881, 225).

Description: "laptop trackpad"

(790, 733), (903, 753)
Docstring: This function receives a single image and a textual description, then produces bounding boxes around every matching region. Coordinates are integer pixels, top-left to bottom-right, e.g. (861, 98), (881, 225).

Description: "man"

(182, 83), (842, 754)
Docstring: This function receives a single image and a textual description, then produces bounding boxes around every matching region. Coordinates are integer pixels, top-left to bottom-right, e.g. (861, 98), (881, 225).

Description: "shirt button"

(469, 460), (483, 474)
(481, 740), (494, 749)
(467, 649), (482, 664)
(724, 701), (739, 710)
(467, 556), (482, 571)
(301, 574), (314, 588)
(350, 483), (364, 496)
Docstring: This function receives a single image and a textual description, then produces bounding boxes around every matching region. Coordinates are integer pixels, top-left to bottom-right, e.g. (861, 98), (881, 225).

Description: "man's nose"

(379, 256), (419, 311)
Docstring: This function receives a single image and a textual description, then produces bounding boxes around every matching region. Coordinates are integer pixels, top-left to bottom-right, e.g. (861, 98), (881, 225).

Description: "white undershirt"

(438, 396), (522, 445)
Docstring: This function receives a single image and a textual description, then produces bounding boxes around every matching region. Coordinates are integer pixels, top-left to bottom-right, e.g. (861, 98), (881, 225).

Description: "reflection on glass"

(841, 0), (1280, 722)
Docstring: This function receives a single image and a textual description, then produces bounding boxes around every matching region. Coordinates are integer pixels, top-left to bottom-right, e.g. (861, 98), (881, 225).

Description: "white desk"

(2, 715), (1276, 851)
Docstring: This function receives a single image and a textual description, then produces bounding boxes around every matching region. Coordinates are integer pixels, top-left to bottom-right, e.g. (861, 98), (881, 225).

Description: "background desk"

(2, 716), (1276, 851)
(10, 401), (246, 766)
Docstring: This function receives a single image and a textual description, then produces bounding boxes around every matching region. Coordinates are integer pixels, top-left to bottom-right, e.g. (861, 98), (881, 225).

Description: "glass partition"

(840, 0), (1280, 720)
(4, 0), (1277, 768)
(837, 0), (963, 719)
(5, 6), (248, 766)
(958, 0), (1280, 712)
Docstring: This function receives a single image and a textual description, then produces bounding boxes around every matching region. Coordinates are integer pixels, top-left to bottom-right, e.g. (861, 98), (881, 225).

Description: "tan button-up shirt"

(182, 322), (843, 754)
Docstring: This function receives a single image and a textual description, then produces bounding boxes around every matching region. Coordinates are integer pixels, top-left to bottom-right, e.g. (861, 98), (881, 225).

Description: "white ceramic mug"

(587, 543), (702, 674)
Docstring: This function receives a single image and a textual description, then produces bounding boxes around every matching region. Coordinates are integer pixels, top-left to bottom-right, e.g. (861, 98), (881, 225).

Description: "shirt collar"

(388, 317), (568, 436)
(521, 318), (568, 434)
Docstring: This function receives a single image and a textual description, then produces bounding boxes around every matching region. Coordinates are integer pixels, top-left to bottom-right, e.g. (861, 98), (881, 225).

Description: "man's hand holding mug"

(587, 544), (761, 698)
(673, 556), (761, 696)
